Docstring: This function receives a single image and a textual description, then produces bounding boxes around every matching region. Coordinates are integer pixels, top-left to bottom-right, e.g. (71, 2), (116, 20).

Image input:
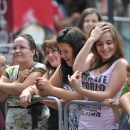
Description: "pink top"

(78, 59), (123, 130)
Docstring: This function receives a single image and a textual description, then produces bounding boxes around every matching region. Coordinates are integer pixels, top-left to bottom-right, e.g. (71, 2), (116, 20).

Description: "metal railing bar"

(9, 95), (63, 130)
(63, 100), (115, 130)
(102, 15), (130, 22)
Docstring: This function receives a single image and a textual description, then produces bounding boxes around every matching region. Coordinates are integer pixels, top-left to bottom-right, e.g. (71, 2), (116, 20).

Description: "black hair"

(56, 27), (87, 84)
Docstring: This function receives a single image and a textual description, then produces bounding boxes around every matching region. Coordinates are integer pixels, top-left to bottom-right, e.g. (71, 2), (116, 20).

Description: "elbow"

(0, 96), (9, 102)
(73, 63), (84, 72)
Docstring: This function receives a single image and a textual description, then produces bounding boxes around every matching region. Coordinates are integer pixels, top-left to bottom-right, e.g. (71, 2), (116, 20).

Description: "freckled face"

(58, 43), (74, 67)
(83, 13), (99, 36)
(96, 32), (115, 62)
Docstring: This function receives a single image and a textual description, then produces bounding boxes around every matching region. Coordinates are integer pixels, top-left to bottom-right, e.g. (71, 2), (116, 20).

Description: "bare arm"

(0, 75), (11, 101)
(36, 66), (84, 101)
(120, 92), (130, 118)
(105, 98), (122, 124)
(0, 71), (43, 95)
(70, 59), (128, 101)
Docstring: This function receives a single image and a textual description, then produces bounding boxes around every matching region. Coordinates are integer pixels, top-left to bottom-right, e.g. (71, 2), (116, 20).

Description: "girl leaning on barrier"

(68, 21), (128, 130)
(34, 27), (87, 130)
(20, 36), (62, 130)
(0, 34), (49, 130)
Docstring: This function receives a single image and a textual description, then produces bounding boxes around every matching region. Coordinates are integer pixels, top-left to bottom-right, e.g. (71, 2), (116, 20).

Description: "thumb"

(28, 95), (31, 103)
(68, 75), (71, 82)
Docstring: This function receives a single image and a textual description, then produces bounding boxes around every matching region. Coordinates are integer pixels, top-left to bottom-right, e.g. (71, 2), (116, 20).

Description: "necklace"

(99, 65), (109, 74)
(99, 66), (104, 74)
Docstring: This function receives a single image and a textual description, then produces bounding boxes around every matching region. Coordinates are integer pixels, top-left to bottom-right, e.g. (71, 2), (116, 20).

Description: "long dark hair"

(56, 27), (87, 84)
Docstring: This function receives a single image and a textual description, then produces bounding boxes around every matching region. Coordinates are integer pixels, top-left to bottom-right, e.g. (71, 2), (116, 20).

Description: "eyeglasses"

(11, 46), (30, 52)
(45, 49), (59, 57)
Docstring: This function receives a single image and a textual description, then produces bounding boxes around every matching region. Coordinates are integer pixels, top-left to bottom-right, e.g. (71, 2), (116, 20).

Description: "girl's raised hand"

(90, 22), (109, 42)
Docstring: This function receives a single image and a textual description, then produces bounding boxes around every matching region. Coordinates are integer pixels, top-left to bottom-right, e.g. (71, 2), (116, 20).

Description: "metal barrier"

(7, 95), (63, 130)
(63, 100), (115, 130)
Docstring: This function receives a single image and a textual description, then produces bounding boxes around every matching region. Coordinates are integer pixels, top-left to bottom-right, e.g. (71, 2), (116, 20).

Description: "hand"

(90, 22), (109, 42)
(34, 77), (53, 93)
(19, 87), (32, 108)
(38, 90), (49, 97)
(17, 69), (30, 82)
(68, 71), (83, 93)
(71, 12), (80, 20)
(104, 98), (117, 107)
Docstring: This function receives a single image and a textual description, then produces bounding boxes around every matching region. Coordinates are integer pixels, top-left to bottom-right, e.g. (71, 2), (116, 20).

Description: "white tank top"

(78, 59), (123, 130)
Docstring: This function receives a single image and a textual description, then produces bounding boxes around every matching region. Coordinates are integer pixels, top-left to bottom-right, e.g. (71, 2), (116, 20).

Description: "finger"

(19, 97), (23, 106)
(79, 72), (82, 79)
(24, 97), (29, 108)
(28, 95), (31, 103)
(68, 75), (71, 82)
(72, 71), (78, 78)
(35, 77), (41, 81)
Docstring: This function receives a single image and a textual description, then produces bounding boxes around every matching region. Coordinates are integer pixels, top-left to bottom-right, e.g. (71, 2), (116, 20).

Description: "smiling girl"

(69, 21), (128, 130)
(20, 36), (61, 130)
(35, 27), (87, 130)
(0, 34), (49, 130)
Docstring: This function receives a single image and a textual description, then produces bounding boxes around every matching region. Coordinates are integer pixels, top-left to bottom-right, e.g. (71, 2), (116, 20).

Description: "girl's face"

(0, 56), (8, 77)
(83, 13), (99, 36)
(126, 71), (130, 91)
(58, 43), (74, 67)
(96, 32), (115, 62)
(45, 47), (61, 68)
(12, 37), (35, 63)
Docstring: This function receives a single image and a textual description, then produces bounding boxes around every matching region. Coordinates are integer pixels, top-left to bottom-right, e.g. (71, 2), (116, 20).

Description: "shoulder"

(33, 62), (46, 69)
(114, 58), (128, 67)
(5, 65), (19, 71)
(4, 65), (19, 74)
(3, 65), (19, 80)
(113, 58), (128, 72)
(31, 62), (47, 73)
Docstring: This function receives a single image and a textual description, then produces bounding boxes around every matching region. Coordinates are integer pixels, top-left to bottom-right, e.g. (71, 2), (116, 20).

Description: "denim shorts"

(118, 112), (130, 130)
